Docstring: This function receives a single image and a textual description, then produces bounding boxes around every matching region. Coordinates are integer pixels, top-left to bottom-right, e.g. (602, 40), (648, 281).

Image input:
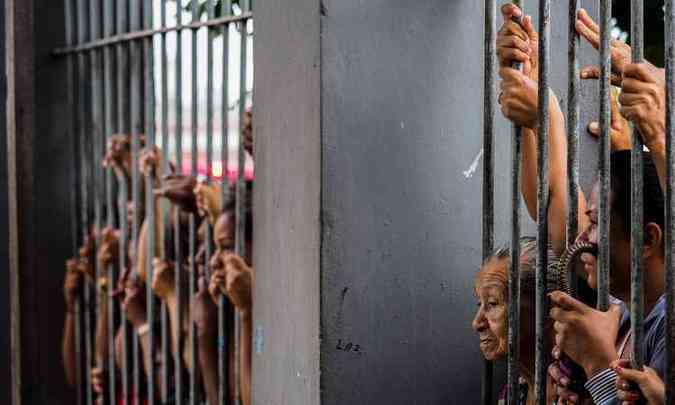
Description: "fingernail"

(588, 122), (599, 132)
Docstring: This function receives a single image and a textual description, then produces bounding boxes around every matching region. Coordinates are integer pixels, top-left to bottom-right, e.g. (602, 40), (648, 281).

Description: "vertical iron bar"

(205, 0), (215, 281)
(665, 1), (675, 402)
(130, 1), (143, 402)
(481, 0), (495, 403)
(234, 3), (250, 404)
(88, 1), (106, 403)
(630, 0), (645, 371)
(219, 2), (233, 403)
(567, 0), (580, 281)
(159, 1), (171, 402)
(103, 0), (118, 403)
(597, 0), (612, 312)
(535, 0), (550, 402)
(507, 2), (523, 404)
(143, 1), (157, 403)
(189, 2), (200, 404)
(115, 0), (131, 402)
(66, 0), (85, 403)
(174, 2), (185, 403)
(76, 0), (94, 403)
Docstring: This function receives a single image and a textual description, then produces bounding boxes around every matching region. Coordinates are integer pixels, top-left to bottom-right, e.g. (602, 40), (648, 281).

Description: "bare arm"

(240, 310), (252, 405)
(63, 311), (78, 387)
(520, 97), (588, 255)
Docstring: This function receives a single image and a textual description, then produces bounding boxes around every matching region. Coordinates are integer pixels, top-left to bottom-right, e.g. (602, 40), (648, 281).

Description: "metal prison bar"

(667, 0), (675, 402)
(483, 1), (675, 404)
(59, 1), (253, 404)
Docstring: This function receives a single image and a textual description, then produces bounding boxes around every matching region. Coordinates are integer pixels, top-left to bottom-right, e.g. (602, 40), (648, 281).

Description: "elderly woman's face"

(472, 263), (508, 361)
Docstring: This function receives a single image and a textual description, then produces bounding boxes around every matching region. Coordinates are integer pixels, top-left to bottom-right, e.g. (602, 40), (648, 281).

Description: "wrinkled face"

(472, 265), (508, 361)
(578, 182), (631, 298)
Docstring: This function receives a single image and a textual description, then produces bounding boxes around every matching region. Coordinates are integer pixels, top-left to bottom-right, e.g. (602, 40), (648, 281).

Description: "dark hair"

(610, 150), (664, 244)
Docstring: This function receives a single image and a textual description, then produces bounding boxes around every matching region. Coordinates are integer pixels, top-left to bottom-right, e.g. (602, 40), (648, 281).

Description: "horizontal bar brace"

(53, 12), (252, 56)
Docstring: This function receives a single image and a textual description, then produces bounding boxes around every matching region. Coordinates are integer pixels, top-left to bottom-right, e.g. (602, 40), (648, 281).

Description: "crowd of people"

(473, 4), (668, 405)
(62, 112), (254, 405)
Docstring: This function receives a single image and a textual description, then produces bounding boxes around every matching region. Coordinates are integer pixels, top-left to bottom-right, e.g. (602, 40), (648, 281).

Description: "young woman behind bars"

(497, 4), (668, 404)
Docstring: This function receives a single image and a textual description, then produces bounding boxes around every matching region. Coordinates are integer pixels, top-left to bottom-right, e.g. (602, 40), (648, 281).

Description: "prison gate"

(52, 1), (253, 404)
(481, 0), (675, 404)
(4, 0), (675, 404)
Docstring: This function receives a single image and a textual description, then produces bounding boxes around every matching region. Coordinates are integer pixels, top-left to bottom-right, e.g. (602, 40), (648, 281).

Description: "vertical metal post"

(115, 0), (132, 402)
(189, 2), (200, 404)
(159, 1), (171, 402)
(174, 2), (185, 403)
(535, 0), (550, 403)
(76, 0), (94, 403)
(597, 0), (612, 312)
(481, 0), (495, 403)
(65, 0), (85, 403)
(234, 3), (250, 403)
(102, 0), (118, 403)
(143, 0), (157, 403)
(630, 0), (645, 370)
(567, 0), (580, 269)
(665, 2), (675, 403)
(507, 2), (523, 404)
(219, 2), (233, 403)
(130, 1), (142, 402)
(205, 0), (215, 282)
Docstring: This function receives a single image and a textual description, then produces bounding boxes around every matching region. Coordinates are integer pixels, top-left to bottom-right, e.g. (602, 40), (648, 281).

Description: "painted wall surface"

(320, 1), (601, 403)
(252, 0), (321, 404)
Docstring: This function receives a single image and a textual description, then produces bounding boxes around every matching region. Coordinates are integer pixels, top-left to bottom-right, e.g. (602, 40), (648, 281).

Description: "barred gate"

(482, 0), (674, 404)
(54, 1), (253, 404)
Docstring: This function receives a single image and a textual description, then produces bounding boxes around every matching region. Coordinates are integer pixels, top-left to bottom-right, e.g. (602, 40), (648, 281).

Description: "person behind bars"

(497, 4), (668, 404)
(473, 237), (564, 404)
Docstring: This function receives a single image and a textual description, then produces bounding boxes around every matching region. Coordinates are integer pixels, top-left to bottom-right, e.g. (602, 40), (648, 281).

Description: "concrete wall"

(252, 0), (321, 403)
(256, 1), (602, 404)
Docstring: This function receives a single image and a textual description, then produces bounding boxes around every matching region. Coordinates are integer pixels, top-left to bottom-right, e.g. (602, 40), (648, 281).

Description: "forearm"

(240, 310), (252, 405)
(63, 312), (78, 386)
(165, 295), (179, 357)
(197, 332), (219, 405)
(138, 329), (154, 391)
(95, 298), (109, 369)
(647, 139), (667, 194)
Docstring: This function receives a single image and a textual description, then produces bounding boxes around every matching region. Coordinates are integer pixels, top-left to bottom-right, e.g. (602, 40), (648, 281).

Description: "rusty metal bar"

(597, 0), (611, 312)
(629, 0), (646, 371)
(53, 12), (253, 56)
(76, 0), (94, 403)
(507, 4), (523, 404)
(115, 0), (132, 402)
(143, 0), (157, 403)
(566, 0), (580, 276)
(102, 0), (118, 403)
(535, 0), (550, 402)
(205, 0), (215, 283)
(159, 0), (171, 402)
(174, 1), (185, 402)
(189, 2), (201, 404)
(130, 0), (142, 401)
(219, 1), (233, 402)
(481, 0), (495, 402)
(65, 0), (85, 403)
(666, 1), (675, 402)
(234, 1), (250, 402)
